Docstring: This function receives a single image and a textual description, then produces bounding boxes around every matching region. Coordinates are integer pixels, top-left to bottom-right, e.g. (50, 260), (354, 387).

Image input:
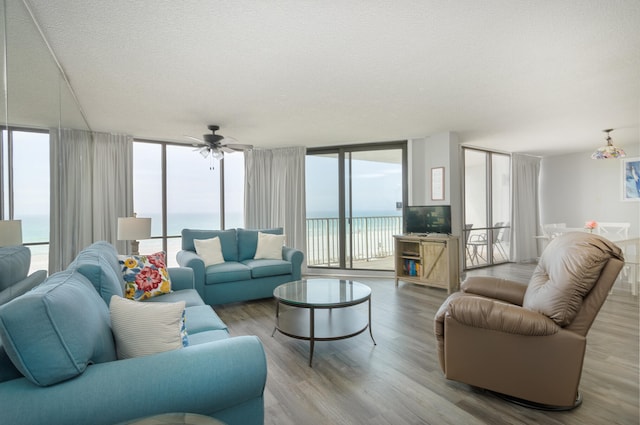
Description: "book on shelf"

(403, 259), (421, 276)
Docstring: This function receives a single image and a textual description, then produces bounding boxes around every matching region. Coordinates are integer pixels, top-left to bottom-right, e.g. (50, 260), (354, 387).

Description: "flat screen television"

(404, 205), (452, 235)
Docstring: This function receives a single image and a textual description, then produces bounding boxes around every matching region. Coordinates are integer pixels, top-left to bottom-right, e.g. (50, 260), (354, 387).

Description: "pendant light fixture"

(591, 129), (626, 159)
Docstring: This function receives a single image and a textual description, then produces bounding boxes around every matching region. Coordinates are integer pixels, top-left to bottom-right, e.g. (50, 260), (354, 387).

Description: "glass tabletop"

(273, 278), (371, 307)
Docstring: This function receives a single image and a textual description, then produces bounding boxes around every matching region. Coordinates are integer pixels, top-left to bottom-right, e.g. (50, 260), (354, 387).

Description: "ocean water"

(20, 211), (403, 271)
(16, 210), (401, 242)
(13, 214), (50, 243)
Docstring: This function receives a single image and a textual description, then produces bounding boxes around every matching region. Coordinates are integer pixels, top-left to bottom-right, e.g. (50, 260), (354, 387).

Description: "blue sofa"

(0, 246), (47, 306)
(0, 241), (267, 425)
(177, 228), (304, 305)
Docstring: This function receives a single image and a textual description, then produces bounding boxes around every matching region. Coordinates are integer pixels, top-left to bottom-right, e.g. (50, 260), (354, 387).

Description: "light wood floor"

(214, 264), (640, 425)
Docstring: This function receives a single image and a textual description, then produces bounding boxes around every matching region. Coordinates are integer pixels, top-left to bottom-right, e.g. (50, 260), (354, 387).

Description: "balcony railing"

(306, 216), (402, 267)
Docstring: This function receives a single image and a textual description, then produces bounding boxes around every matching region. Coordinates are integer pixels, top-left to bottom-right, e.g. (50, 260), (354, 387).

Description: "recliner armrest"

(461, 276), (527, 306)
(448, 296), (559, 336)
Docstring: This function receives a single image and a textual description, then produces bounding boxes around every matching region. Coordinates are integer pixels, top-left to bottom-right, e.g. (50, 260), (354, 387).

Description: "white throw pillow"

(194, 237), (225, 267)
(109, 295), (188, 360)
(254, 232), (285, 260)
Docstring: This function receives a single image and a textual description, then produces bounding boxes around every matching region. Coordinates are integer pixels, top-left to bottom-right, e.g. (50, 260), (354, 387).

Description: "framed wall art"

(622, 157), (640, 201)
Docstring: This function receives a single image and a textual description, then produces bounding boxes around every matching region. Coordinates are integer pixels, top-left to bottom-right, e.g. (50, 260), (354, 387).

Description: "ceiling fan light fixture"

(186, 124), (253, 169)
(591, 129), (626, 159)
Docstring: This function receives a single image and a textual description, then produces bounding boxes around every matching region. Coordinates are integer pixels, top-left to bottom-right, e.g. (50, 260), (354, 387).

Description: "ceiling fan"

(185, 125), (253, 163)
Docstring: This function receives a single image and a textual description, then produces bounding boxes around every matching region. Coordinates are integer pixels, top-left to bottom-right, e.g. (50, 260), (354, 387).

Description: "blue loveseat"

(0, 241), (267, 425)
(177, 228), (304, 305)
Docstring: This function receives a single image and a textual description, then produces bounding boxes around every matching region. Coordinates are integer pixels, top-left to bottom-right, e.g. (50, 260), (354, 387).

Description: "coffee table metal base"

(272, 300), (376, 367)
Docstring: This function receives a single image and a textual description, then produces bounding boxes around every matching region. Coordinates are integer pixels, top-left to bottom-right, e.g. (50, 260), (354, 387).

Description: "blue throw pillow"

(0, 271), (116, 386)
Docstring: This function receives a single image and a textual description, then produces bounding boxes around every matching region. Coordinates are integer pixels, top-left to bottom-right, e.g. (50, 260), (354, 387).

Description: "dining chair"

(595, 222), (630, 241)
(467, 222), (506, 265)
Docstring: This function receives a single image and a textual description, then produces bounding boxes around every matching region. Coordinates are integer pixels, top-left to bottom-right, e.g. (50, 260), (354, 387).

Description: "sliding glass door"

(463, 148), (511, 269)
(306, 143), (406, 271)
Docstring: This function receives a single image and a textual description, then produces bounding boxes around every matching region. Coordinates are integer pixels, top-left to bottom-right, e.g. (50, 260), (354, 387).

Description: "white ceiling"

(23, 0), (640, 156)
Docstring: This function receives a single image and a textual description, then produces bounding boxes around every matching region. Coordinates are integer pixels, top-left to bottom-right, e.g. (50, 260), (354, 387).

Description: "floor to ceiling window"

(133, 140), (243, 266)
(222, 152), (246, 229)
(306, 142), (406, 271)
(1, 128), (50, 273)
(463, 147), (511, 269)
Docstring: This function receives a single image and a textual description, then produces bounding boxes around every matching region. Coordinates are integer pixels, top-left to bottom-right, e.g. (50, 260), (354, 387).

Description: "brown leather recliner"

(434, 232), (625, 409)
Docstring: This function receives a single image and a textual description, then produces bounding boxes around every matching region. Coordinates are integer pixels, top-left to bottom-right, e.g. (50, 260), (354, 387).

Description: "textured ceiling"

(19, 0), (640, 156)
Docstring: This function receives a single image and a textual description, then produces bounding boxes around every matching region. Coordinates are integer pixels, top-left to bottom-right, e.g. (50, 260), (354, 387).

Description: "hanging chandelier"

(591, 129), (626, 159)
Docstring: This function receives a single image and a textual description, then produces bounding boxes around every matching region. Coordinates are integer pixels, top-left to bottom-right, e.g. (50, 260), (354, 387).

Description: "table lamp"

(117, 214), (151, 255)
(0, 220), (23, 247)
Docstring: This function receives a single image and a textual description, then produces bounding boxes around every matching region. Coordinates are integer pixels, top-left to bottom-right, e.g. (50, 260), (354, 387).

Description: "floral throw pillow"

(118, 251), (171, 300)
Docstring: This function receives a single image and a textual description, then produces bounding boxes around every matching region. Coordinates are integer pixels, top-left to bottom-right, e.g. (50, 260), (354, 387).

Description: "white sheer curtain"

(244, 147), (307, 256)
(50, 129), (133, 272)
(511, 153), (541, 263)
(92, 133), (133, 253)
(50, 129), (94, 272)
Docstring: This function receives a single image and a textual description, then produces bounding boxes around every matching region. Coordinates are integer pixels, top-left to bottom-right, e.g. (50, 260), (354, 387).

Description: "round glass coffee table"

(272, 278), (376, 366)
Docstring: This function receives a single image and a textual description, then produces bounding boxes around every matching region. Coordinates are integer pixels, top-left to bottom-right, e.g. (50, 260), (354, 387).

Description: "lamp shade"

(0, 220), (23, 247)
(117, 217), (151, 240)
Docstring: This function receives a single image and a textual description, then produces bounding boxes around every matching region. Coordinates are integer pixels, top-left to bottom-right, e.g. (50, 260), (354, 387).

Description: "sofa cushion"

(194, 237), (226, 267)
(243, 259), (292, 279)
(70, 241), (124, 305)
(0, 271), (116, 386)
(237, 228), (283, 261)
(0, 246), (30, 291)
(110, 295), (188, 359)
(184, 305), (228, 334)
(142, 288), (205, 307)
(187, 329), (230, 345)
(205, 262), (252, 285)
(118, 251), (172, 300)
(523, 232), (623, 327)
(254, 232), (285, 260)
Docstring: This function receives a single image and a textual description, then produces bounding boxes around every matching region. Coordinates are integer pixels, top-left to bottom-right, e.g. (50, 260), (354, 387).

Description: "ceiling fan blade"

(185, 135), (205, 144)
(221, 146), (236, 154)
(224, 143), (253, 150)
(219, 136), (238, 144)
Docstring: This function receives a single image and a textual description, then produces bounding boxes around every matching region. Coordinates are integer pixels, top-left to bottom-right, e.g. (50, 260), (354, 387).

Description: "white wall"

(541, 144), (640, 239)
(408, 132), (455, 206)
(408, 132), (464, 272)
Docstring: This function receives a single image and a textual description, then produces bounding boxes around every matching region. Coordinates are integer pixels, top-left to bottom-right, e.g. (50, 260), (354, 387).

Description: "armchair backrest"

(566, 256), (624, 336)
(0, 246), (31, 290)
(523, 232), (624, 332)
